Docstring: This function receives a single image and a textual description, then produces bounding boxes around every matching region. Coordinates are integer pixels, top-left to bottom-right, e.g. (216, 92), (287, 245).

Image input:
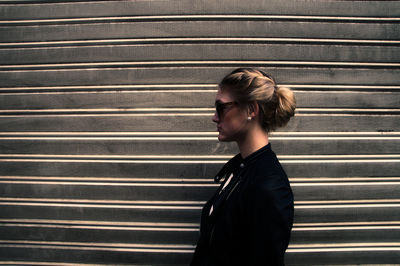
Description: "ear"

(247, 101), (259, 118)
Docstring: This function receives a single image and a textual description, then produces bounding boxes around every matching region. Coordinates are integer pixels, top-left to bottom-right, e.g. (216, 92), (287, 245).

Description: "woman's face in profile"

(212, 88), (249, 142)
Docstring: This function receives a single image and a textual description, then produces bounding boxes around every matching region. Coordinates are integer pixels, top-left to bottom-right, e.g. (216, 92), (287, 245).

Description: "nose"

(212, 111), (219, 123)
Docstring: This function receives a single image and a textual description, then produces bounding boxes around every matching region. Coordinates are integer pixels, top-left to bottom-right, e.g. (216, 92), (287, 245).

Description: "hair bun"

(274, 86), (296, 128)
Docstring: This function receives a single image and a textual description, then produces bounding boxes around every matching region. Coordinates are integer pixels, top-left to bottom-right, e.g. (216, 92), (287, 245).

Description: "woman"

(191, 68), (295, 266)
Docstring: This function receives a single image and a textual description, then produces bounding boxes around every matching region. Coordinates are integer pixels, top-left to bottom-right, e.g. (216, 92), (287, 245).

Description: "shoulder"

(249, 150), (288, 187)
(244, 154), (292, 204)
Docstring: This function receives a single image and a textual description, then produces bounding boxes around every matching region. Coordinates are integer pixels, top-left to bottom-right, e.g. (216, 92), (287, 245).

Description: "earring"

(247, 117), (252, 120)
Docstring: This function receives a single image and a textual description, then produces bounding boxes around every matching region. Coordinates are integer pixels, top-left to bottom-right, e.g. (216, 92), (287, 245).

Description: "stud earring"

(247, 117), (252, 120)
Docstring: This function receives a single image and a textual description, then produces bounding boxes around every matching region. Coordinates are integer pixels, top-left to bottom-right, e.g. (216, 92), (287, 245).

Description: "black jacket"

(191, 144), (294, 266)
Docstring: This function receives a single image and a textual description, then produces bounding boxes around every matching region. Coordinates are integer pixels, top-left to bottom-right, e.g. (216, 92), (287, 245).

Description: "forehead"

(215, 87), (234, 103)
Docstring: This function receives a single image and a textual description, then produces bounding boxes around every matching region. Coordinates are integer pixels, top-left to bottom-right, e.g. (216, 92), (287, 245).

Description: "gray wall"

(0, 0), (399, 265)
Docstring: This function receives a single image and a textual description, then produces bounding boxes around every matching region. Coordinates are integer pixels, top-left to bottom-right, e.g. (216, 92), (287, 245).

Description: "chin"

(218, 134), (232, 142)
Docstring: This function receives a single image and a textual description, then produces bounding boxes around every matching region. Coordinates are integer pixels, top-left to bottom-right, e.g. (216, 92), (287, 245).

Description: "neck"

(237, 126), (269, 159)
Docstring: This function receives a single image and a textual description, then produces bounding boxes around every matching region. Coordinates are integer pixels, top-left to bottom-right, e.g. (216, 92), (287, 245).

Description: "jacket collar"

(214, 143), (272, 183)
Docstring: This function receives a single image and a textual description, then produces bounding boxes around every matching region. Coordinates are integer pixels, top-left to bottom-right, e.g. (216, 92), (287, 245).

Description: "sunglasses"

(215, 101), (237, 117)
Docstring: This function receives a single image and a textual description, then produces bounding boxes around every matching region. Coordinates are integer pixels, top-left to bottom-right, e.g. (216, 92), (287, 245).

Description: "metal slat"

(2, 14), (400, 25)
(1, 198), (399, 223)
(1, 61), (400, 70)
(1, 21), (398, 43)
(1, 67), (398, 87)
(1, 44), (400, 64)
(0, 219), (399, 246)
(0, 136), (399, 155)
(1, 0), (399, 19)
(0, 159), (399, 178)
(0, 114), (398, 132)
(1, 177), (400, 201)
(1, 38), (399, 48)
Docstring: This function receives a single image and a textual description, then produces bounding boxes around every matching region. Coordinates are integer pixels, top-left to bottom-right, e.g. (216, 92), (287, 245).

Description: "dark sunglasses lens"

(216, 104), (223, 116)
(215, 102), (235, 117)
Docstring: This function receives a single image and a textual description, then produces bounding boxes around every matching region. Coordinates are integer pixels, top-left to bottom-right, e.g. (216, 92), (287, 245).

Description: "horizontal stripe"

(0, 113), (215, 117)
(2, 197), (399, 204)
(0, 131), (399, 136)
(0, 111), (400, 119)
(0, 108), (398, 113)
(295, 221), (400, 226)
(1, 176), (399, 187)
(0, 202), (204, 209)
(288, 85), (400, 90)
(0, 91), (397, 98)
(291, 177), (400, 182)
(0, 219), (198, 228)
(0, 136), (399, 141)
(2, 240), (399, 249)
(0, 180), (219, 186)
(0, 90), (398, 97)
(1, 222), (399, 232)
(0, 246), (395, 254)
(299, 108), (400, 113)
(1, 133), (398, 140)
(287, 247), (400, 252)
(1, 178), (399, 186)
(0, 262), (102, 266)
(297, 114), (399, 117)
(1, 14), (399, 25)
(1, 38), (399, 48)
(2, 180), (399, 187)
(0, 131), (219, 136)
(1, 154), (399, 160)
(0, 222), (198, 231)
(1, 60), (399, 69)
(292, 226), (400, 231)
(1, 159), (399, 164)
(0, 176), (213, 182)
(0, 223), (198, 232)
(0, 154), (399, 165)
(0, 240), (194, 252)
(0, 137), (220, 140)
(282, 155), (400, 159)
(0, 84), (398, 93)
(0, 107), (214, 112)
(1, 219), (400, 228)
(0, 159), (228, 163)
(0, 197), (205, 205)
(0, 198), (399, 209)
(0, 240), (399, 253)
(281, 159), (400, 164)
(291, 182), (400, 186)
(297, 199), (400, 204)
(0, 84), (216, 91)
(0, 113), (398, 118)
(0, 90), (218, 96)
(2, 219), (400, 231)
(0, 244), (193, 253)
(271, 136), (400, 140)
(290, 242), (400, 248)
(0, 245), (398, 254)
(2, 176), (400, 183)
(295, 204), (400, 209)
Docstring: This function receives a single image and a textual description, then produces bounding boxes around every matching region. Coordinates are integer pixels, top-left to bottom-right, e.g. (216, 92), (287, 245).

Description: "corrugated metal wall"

(0, 0), (399, 265)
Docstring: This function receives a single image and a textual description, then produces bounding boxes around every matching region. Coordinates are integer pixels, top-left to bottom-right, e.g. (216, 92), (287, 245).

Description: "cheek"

(223, 113), (246, 130)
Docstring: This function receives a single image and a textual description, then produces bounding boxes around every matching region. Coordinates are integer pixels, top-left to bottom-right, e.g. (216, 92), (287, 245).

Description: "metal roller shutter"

(0, 0), (399, 265)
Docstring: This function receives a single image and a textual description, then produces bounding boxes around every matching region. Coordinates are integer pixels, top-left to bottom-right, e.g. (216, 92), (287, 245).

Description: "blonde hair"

(219, 68), (296, 132)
